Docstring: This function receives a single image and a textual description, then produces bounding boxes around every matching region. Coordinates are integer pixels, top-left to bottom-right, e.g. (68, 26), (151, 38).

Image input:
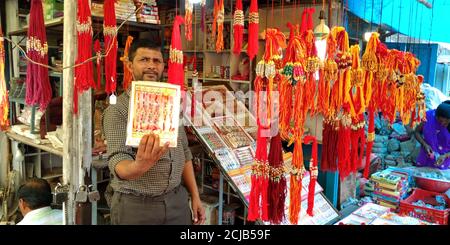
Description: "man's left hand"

(191, 197), (206, 225)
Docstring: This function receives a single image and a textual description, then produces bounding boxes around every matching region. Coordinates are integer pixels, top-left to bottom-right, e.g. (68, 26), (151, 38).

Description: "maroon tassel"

(268, 133), (286, 224)
(26, 0), (52, 110)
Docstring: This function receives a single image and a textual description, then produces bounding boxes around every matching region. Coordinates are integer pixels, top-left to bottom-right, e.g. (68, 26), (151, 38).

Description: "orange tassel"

(120, 36), (133, 90)
(289, 139), (304, 224)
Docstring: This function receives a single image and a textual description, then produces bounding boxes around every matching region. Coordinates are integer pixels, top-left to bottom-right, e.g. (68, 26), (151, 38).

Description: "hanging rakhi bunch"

(278, 22), (302, 141)
(319, 30), (339, 173)
(247, 0), (259, 60)
(0, 29), (9, 130)
(398, 52), (422, 125)
(232, 0), (244, 54)
(26, 0), (52, 110)
(168, 16), (185, 90)
(185, 0), (193, 41)
(303, 30), (320, 116)
(349, 44), (366, 172)
(361, 32), (380, 178)
(74, 0), (95, 114)
(248, 28), (286, 223)
(104, 0), (118, 98)
(334, 28), (354, 180)
(279, 37), (302, 140)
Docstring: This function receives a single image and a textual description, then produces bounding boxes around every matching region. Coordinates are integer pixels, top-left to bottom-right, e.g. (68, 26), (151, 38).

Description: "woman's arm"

(414, 122), (433, 156)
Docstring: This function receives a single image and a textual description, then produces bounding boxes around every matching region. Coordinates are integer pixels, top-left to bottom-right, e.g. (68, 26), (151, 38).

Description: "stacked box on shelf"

(91, 2), (104, 17)
(91, 1), (137, 22)
(370, 167), (413, 210)
(116, 0), (137, 21)
(135, 0), (160, 24)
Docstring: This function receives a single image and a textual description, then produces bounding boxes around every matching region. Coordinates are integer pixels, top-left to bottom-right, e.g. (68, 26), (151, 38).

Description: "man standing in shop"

(16, 178), (63, 225)
(103, 39), (205, 225)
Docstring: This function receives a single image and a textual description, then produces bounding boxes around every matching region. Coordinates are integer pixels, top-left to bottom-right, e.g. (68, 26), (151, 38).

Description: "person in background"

(102, 39), (205, 225)
(16, 178), (62, 225)
(415, 100), (450, 170)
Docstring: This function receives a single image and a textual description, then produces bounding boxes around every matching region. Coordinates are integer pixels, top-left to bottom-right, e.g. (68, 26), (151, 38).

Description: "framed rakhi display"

(210, 116), (254, 149)
(126, 81), (181, 147)
(233, 146), (255, 166)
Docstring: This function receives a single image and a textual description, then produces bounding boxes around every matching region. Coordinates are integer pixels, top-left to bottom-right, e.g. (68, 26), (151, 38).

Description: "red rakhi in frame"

(74, 0), (95, 114)
(103, 0), (118, 96)
(26, 0), (52, 110)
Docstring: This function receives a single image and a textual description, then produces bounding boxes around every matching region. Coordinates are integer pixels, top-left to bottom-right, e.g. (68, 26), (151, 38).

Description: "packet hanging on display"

(126, 81), (181, 147)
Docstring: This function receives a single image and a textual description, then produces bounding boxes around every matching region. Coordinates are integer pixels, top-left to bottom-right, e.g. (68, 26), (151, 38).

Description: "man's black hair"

(128, 39), (162, 62)
(17, 178), (53, 210)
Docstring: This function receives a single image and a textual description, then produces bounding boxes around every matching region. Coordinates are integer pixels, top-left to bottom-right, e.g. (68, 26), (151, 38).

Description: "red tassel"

(248, 127), (268, 221)
(94, 40), (102, 90)
(104, 0), (118, 95)
(303, 135), (318, 217)
(26, 0), (52, 110)
(247, 0), (259, 60)
(232, 0), (244, 54)
(168, 16), (185, 90)
(74, 0), (95, 114)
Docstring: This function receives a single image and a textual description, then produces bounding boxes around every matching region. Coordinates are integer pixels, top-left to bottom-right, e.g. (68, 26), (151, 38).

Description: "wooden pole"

(62, 0), (77, 225)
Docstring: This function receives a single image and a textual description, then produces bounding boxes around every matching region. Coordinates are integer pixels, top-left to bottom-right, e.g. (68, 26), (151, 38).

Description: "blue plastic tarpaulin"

(347, 0), (450, 43)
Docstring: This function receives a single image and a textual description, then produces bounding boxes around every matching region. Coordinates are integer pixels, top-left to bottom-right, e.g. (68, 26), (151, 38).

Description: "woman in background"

(415, 100), (450, 170)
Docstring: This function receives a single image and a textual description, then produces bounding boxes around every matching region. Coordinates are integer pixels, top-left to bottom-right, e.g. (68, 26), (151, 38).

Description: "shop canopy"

(347, 0), (450, 44)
